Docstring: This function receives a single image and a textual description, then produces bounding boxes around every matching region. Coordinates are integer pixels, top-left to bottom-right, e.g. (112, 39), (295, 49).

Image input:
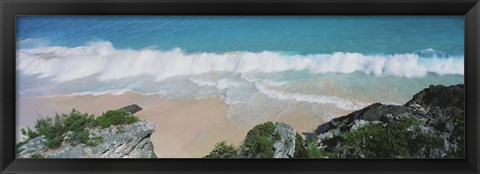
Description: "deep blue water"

(17, 16), (464, 56)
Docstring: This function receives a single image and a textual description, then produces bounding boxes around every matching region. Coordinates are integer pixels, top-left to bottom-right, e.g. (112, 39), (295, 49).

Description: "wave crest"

(17, 41), (464, 82)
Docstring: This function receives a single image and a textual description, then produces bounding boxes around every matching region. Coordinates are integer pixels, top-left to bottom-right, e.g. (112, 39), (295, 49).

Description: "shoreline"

(17, 92), (335, 158)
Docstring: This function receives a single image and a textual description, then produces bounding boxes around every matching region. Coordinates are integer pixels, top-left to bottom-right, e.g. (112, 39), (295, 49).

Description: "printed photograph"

(16, 16), (464, 158)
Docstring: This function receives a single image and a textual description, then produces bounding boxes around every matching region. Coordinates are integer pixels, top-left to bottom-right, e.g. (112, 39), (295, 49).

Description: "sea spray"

(17, 41), (464, 82)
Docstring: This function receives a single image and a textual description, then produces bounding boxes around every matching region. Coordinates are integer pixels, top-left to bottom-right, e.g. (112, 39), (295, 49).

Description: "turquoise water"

(16, 16), (464, 121)
(17, 16), (464, 55)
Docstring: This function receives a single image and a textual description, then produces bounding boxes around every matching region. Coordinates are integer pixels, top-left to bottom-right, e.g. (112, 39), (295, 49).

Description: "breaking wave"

(17, 41), (464, 83)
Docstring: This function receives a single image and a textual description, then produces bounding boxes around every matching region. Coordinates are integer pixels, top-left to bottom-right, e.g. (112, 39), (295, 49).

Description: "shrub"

(207, 122), (334, 159)
(63, 110), (97, 145)
(305, 144), (334, 158)
(446, 112), (465, 158)
(86, 136), (104, 147)
(34, 115), (65, 147)
(240, 122), (279, 158)
(30, 153), (44, 158)
(340, 116), (442, 158)
(445, 142), (463, 158)
(293, 133), (306, 158)
(294, 132), (333, 158)
(19, 108), (140, 150)
(96, 110), (139, 128)
(21, 127), (39, 140)
(204, 141), (239, 158)
(63, 110), (97, 133)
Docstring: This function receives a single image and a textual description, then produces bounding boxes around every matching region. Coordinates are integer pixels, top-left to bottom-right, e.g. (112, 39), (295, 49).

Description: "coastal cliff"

(315, 84), (464, 158)
(17, 105), (157, 158)
(206, 84), (465, 158)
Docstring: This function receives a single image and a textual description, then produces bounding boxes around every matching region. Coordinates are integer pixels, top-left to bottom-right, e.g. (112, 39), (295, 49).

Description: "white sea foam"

(17, 41), (464, 83)
(65, 88), (164, 97)
(18, 38), (34, 44)
(189, 78), (239, 90)
(66, 89), (133, 96)
(189, 78), (217, 88)
(254, 82), (369, 110)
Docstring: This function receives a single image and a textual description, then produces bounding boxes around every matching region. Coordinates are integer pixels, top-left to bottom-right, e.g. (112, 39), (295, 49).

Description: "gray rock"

(409, 103), (428, 114)
(92, 121), (156, 158)
(49, 144), (86, 158)
(17, 135), (47, 157)
(317, 129), (340, 148)
(273, 123), (296, 158)
(350, 120), (381, 131)
(17, 120), (157, 158)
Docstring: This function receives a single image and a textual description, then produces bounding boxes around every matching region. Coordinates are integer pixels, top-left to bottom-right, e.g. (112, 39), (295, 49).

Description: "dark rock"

(406, 84), (464, 110)
(118, 104), (143, 115)
(316, 103), (411, 134)
(315, 122), (331, 134)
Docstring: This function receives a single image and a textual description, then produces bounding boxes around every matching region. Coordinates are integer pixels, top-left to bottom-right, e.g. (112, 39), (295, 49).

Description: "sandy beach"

(17, 92), (340, 158)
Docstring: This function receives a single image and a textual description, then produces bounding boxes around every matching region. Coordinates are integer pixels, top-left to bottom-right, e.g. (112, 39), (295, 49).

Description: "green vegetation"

(62, 110), (97, 146)
(205, 122), (333, 159)
(446, 111), (465, 158)
(86, 136), (104, 147)
(205, 115), (453, 159)
(240, 122), (279, 158)
(445, 142), (464, 158)
(204, 122), (280, 158)
(338, 116), (443, 158)
(293, 133), (306, 157)
(19, 109), (140, 149)
(30, 153), (44, 158)
(204, 141), (239, 158)
(96, 110), (139, 128)
(32, 113), (70, 147)
(304, 145), (333, 158)
(294, 132), (333, 158)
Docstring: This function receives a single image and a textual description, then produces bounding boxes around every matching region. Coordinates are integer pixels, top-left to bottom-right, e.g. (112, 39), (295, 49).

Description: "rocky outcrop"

(119, 104), (143, 115)
(316, 103), (412, 133)
(206, 121), (299, 158)
(17, 105), (157, 158)
(315, 84), (464, 158)
(406, 84), (464, 110)
(273, 123), (296, 158)
(17, 120), (157, 158)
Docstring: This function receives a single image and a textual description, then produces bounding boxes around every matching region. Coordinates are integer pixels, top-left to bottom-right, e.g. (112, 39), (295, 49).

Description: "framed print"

(1, 0), (480, 173)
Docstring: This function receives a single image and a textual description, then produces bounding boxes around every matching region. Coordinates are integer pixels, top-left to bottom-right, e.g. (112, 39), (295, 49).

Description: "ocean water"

(16, 16), (464, 122)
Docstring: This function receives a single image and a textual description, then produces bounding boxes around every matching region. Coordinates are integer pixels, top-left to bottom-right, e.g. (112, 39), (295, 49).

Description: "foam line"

(17, 41), (464, 82)
(254, 82), (369, 110)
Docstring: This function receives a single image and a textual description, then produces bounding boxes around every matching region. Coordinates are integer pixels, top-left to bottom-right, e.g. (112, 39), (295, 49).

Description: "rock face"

(273, 123), (296, 158)
(318, 103), (412, 133)
(315, 84), (464, 158)
(406, 84), (464, 110)
(17, 121), (157, 158)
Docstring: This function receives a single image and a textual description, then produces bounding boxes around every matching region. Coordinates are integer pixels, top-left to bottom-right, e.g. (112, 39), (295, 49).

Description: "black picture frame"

(1, 0), (479, 173)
